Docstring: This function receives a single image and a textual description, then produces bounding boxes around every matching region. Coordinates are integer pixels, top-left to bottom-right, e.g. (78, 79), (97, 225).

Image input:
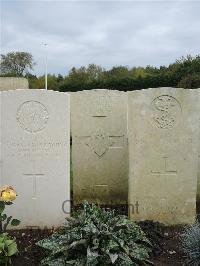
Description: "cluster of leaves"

(0, 201), (20, 232)
(180, 221), (200, 265)
(37, 202), (153, 266)
(0, 201), (20, 265)
(0, 52), (35, 76)
(0, 233), (18, 265)
(58, 55), (200, 91)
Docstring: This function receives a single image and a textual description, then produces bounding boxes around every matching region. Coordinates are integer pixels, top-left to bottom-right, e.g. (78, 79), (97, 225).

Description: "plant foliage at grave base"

(0, 233), (18, 265)
(0, 186), (20, 265)
(180, 221), (200, 266)
(37, 201), (153, 266)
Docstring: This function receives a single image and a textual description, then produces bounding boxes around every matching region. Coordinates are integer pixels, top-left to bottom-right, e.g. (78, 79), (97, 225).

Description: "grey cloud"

(1, 0), (200, 75)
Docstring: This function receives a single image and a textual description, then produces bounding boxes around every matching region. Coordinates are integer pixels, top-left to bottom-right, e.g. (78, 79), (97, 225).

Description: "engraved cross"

(23, 173), (45, 199)
(74, 129), (125, 158)
(151, 157), (177, 175)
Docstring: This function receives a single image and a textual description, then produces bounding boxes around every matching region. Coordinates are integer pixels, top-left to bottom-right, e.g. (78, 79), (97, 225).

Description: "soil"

(7, 225), (185, 266)
(5, 202), (198, 266)
(151, 226), (185, 266)
(9, 228), (53, 266)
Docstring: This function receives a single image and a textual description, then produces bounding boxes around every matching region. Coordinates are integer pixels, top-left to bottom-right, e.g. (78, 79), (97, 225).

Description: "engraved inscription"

(141, 197), (178, 215)
(5, 138), (68, 159)
(16, 101), (49, 133)
(151, 95), (181, 129)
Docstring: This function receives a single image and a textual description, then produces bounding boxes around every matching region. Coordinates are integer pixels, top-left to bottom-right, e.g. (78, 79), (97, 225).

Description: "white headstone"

(71, 90), (128, 204)
(0, 77), (29, 91)
(128, 87), (199, 225)
(197, 88), (200, 200)
(0, 90), (70, 228)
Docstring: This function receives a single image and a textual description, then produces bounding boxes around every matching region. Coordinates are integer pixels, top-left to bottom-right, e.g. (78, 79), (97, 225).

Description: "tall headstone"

(198, 147), (200, 200)
(197, 88), (200, 201)
(71, 90), (128, 204)
(128, 87), (199, 225)
(0, 90), (70, 228)
(0, 77), (29, 91)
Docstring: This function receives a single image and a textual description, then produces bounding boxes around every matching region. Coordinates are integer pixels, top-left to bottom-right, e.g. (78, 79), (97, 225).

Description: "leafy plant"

(0, 185), (20, 265)
(0, 201), (20, 232)
(0, 233), (18, 266)
(37, 201), (153, 265)
(180, 221), (200, 266)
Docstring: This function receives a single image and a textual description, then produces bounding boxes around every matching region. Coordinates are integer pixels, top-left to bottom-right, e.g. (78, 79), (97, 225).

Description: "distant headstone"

(0, 90), (70, 228)
(71, 90), (128, 204)
(128, 87), (199, 225)
(0, 77), (29, 91)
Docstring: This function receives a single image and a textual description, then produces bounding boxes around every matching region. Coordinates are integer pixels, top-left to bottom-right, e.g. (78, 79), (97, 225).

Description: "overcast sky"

(1, 0), (200, 76)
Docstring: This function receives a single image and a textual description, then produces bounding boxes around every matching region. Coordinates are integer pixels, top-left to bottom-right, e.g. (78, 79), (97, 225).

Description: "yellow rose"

(0, 185), (17, 202)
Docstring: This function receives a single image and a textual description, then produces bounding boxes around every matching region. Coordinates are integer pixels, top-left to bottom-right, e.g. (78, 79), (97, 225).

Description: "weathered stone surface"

(0, 90), (70, 228)
(128, 87), (199, 225)
(197, 88), (200, 200)
(198, 153), (200, 199)
(0, 77), (29, 90)
(71, 90), (128, 204)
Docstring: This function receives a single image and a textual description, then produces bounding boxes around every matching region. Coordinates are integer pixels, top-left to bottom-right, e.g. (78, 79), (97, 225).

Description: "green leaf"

(37, 234), (61, 251)
(41, 257), (66, 266)
(0, 201), (5, 214)
(108, 252), (118, 264)
(0, 213), (7, 222)
(11, 219), (20, 226)
(36, 201), (153, 266)
(0, 233), (18, 259)
(87, 246), (99, 265)
(0, 243), (5, 250)
(4, 202), (13, 206)
(68, 239), (87, 250)
(3, 216), (12, 231)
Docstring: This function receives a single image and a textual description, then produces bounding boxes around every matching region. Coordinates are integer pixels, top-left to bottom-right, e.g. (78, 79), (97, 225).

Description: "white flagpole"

(44, 43), (48, 90)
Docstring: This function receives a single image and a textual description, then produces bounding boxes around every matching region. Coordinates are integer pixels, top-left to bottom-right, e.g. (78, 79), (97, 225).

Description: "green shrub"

(0, 185), (20, 265)
(178, 73), (200, 89)
(180, 221), (200, 265)
(0, 233), (18, 265)
(37, 202), (153, 265)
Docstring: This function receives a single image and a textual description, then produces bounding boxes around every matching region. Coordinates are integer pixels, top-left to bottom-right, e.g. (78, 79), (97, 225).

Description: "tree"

(57, 74), (64, 83)
(68, 66), (89, 83)
(178, 74), (200, 89)
(86, 64), (104, 81)
(107, 66), (130, 78)
(0, 52), (35, 76)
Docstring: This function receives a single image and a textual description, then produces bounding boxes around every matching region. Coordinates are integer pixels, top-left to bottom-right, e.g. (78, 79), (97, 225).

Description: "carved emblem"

(86, 129), (110, 157)
(91, 95), (112, 117)
(151, 95), (181, 129)
(16, 101), (49, 133)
